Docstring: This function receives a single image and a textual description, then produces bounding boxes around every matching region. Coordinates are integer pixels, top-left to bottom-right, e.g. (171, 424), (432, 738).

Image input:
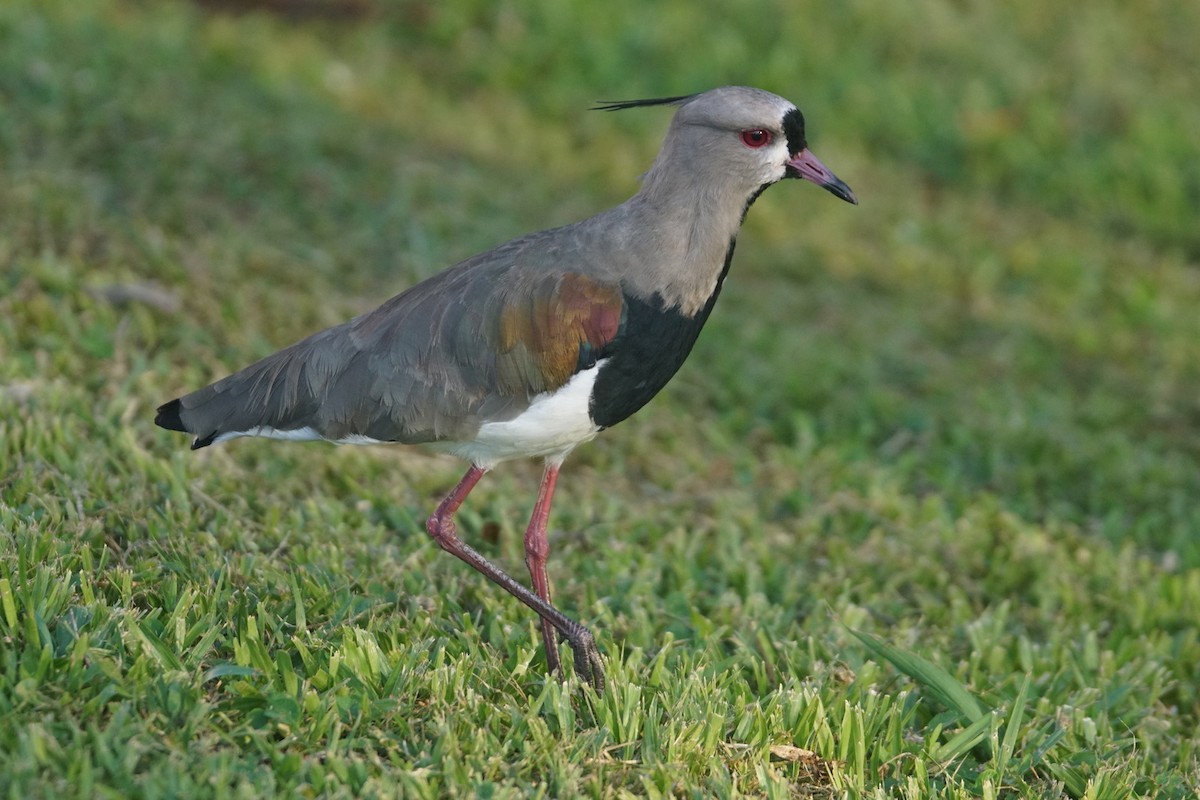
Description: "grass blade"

(849, 629), (989, 723)
(933, 710), (996, 761)
(995, 673), (1031, 777)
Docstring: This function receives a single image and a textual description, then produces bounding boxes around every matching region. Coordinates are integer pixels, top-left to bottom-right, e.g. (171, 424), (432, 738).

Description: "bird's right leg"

(424, 465), (605, 693)
(523, 461), (563, 676)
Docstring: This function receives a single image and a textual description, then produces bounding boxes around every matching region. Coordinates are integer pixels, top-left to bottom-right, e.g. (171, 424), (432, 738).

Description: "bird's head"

(598, 86), (858, 207)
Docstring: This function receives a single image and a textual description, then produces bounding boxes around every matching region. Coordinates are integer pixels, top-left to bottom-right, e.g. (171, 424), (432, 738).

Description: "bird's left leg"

(524, 461), (562, 674)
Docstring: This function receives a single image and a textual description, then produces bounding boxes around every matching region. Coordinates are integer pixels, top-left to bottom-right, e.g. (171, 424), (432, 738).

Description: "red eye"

(740, 129), (772, 148)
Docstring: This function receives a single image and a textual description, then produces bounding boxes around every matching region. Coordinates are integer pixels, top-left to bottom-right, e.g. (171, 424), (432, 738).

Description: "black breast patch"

(588, 239), (736, 429)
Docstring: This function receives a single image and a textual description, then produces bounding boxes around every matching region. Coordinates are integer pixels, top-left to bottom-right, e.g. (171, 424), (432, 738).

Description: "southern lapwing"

(155, 86), (857, 693)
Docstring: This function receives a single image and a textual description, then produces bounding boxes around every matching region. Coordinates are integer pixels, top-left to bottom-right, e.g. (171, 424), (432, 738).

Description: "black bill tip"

(823, 177), (858, 205)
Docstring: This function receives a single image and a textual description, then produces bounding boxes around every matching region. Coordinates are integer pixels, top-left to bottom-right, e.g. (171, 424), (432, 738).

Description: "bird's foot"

(563, 624), (605, 694)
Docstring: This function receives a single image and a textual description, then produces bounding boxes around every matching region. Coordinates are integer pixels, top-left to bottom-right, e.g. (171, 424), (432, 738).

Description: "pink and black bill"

(786, 148), (857, 204)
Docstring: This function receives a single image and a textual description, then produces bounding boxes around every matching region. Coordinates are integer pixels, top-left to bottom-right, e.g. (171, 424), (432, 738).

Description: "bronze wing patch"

(494, 272), (625, 395)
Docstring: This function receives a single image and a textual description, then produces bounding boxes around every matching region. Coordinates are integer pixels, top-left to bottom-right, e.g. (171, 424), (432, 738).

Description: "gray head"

(598, 86), (857, 206)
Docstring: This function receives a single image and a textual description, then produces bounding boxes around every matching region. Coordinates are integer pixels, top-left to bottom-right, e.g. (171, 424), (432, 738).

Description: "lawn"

(2, 0), (1199, 797)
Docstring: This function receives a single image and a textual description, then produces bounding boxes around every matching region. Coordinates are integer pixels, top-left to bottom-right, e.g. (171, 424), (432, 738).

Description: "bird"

(155, 86), (857, 693)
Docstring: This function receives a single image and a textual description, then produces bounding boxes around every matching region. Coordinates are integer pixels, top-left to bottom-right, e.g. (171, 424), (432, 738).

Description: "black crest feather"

(592, 93), (697, 112)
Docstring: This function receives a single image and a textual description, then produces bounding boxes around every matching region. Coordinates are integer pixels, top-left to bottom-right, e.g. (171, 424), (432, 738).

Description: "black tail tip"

(156, 398), (217, 449)
(155, 399), (187, 432)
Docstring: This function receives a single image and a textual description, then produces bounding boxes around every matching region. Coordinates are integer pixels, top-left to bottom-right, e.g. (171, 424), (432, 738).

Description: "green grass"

(3, 0), (1199, 796)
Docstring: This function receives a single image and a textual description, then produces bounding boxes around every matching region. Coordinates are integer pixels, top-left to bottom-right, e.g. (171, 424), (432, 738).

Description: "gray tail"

(153, 334), (327, 450)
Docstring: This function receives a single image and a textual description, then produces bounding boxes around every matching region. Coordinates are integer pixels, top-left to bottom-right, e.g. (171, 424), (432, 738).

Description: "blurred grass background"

(2, 0), (1198, 796)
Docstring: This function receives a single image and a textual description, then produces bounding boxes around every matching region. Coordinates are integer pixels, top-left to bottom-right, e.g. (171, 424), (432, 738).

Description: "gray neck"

(577, 147), (759, 316)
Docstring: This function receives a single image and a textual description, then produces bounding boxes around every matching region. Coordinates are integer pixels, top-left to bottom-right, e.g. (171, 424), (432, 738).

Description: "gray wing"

(156, 234), (626, 448)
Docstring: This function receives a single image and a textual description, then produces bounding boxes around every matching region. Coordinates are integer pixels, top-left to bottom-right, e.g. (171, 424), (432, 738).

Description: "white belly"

(441, 361), (604, 468)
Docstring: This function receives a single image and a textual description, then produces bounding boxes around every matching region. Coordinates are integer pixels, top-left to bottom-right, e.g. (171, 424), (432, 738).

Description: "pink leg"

(424, 464), (604, 692)
(429, 464), (487, 524)
(524, 462), (561, 674)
